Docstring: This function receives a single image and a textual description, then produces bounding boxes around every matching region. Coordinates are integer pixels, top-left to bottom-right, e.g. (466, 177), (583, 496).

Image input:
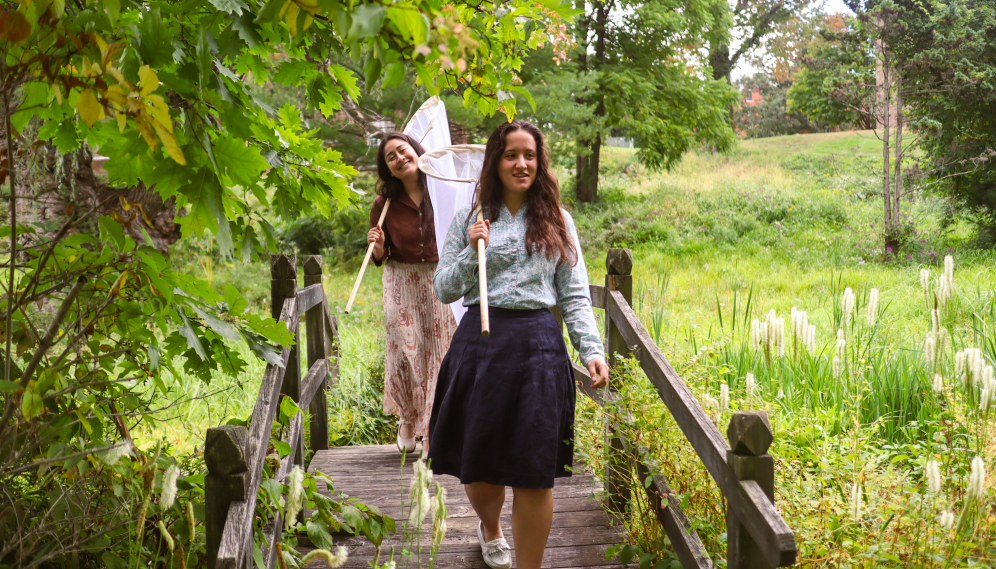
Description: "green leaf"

(340, 504), (362, 531)
(38, 117), (80, 154)
(510, 86), (536, 112)
(272, 60), (316, 86)
(0, 381), (21, 393)
(178, 310), (208, 361)
(212, 136), (268, 187)
(387, 6), (427, 43)
(98, 216), (126, 251)
(12, 83), (51, 133)
(231, 12), (264, 48)
(209, 0), (249, 15)
(363, 56), (383, 89)
(348, 4), (386, 39)
(188, 303), (241, 342)
(280, 395), (301, 421)
(639, 552), (656, 569)
(21, 389), (43, 420)
(620, 544), (640, 565)
(382, 62), (406, 88)
(275, 440), (292, 458)
(136, 8), (174, 67)
(329, 65), (359, 99)
(306, 521), (335, 549)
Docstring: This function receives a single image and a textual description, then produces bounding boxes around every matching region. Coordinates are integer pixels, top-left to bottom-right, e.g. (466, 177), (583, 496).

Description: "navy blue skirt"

(426, 305), (576, 489)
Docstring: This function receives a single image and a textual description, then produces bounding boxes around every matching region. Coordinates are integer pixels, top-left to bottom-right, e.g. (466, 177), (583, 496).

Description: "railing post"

(303, 255), (329, 452)
(727, 411), (775, 569)
(271, 254), (303, 469)
(604, 248), (633, 514)
(204, 425), (249, 569)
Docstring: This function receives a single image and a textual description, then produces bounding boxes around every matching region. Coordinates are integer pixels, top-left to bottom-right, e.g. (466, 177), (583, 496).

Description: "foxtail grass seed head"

(777, 387), (785, 399)
(745, 373), (756, 398)
(284, 466), (305, 531)
(842, 288), (855, 327)
(969, 349), (983, 387)
(920, 268), (931, 303)
(866, 288), (879, 327)
(409, 458), (433, 527)
(931, 308), (941, 337)
(832, 355), (841, 378)
(775, 317), (786, 357)
(938, 510), (956, 530)
(926, 460), (941, 494)
(933, 374), (944, 394)
(101, 443), (131, 466)
(924, 334), (936, 367)
(955, 350), (966, 377)
(301, 547), (349, 568)
(161, 463), (179, 510)
(431, 482), (448, 545)
(850, 481), (863, 520)
(751, 319), (760, 349)
(720, 384), (730, 411)
(806, 324), (817, 354)
(968, 456), (986, 499)
(158, 520), (175, 552)
(980, 384), (993, 411)
(187, 502), (196, 543)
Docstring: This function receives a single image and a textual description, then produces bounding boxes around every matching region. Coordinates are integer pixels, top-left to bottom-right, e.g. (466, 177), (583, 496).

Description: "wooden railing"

(569, 248), (797, 569)
(204, 255), (340, 569)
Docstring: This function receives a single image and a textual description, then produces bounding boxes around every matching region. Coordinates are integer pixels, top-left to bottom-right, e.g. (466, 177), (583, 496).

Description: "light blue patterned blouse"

(433, 203), (605, 365)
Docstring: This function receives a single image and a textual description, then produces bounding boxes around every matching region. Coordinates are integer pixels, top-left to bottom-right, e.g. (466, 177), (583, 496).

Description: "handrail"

(577, 248), (796, 569)
(205, 255), (341, 569)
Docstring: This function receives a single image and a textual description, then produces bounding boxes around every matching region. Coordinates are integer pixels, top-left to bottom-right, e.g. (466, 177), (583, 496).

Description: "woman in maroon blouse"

(368, 132), (458, 454)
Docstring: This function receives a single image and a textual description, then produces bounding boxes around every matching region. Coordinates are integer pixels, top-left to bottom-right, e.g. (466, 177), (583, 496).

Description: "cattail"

(926, 460), (941, 493)
(745, 373), (756, 398)
(866, 288), (879, 327)
(968, 456), (986, 499)
(285, 466), (304, 530)
(932, 374), (944, 393)
(924, 334), (936, 367)
(842, 288), (855, 328)
(920, 268), (931, 305)
(302, 547), (349, 568)
(187, 501), (196, 543)
(720, 384), (730, 411)
(159, 520), (175, 553)
(806, 324), (817, 355)
(850, 481), (863, 520)
(938, 510), (956, 530)
(161, 463), (179, 510)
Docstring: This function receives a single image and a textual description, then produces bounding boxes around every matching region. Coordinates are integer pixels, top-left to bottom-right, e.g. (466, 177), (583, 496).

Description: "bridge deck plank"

(305, 445), (630, 568)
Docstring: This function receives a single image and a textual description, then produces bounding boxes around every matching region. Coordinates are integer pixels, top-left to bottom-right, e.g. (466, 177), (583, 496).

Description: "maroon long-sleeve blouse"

(369, 193), (438, 265)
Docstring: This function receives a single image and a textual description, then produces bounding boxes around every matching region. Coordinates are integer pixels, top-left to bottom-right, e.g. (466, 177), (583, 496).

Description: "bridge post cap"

(205, 425), (249, 476)
(270, 254), (297, 279)
(302, 255), (323, 275)
(727, 411), (773, 456)
(606, 249), (633, 275)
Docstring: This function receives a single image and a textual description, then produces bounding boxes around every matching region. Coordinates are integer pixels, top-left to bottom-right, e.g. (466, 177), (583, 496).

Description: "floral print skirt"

(382, 260), (457, 438)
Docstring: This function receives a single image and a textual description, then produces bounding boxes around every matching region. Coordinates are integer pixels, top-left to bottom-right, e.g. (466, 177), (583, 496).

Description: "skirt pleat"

(427, 305), (576, 489)
(382, 261), (457, 438)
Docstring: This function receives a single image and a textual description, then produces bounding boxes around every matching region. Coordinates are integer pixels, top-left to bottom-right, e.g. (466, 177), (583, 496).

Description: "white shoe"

(476, 521), (512, 569)
(396, 421), (416, 453)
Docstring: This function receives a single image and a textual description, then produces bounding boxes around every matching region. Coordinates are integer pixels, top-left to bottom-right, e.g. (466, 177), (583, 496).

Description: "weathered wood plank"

(296, 282), (326, 315)
(215, 297), (297, 569)
(299, 543), (626, 568)
(303, 256), (330, 454)
(298, 359), (328, 411)
(589, 284), (607, 310)
(605, 290), (796, 566)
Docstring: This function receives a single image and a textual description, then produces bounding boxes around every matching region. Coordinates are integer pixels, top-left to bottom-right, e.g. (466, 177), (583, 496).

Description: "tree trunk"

(576, 135), (601, 203)
(574, 0), (610, 203)
(878, 37), (895, 249)
(892, 71), (903, 225)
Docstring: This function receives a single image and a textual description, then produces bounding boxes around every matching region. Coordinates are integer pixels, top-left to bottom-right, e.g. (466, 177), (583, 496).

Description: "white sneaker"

(476, 521), (512, 569)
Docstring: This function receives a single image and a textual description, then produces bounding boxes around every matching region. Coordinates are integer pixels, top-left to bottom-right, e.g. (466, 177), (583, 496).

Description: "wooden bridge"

(202, 250), (797, 569)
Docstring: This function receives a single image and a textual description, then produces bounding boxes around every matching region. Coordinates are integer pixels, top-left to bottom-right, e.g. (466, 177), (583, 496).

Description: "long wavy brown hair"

(376, 132), (434, 250)
(471, 120), (576, 265)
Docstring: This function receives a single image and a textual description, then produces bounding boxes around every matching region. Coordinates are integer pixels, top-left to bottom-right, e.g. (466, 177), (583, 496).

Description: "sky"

(731, 0), (855, 79)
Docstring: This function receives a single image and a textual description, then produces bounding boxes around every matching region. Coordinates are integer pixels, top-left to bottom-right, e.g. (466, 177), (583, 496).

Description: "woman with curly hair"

(428, 120), (609, 569)
(368, 132), (457, 454)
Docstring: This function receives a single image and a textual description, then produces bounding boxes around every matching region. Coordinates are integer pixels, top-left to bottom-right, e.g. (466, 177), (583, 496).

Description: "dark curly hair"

(471, 120), (576, 265)
(375, 132), (435, 250)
